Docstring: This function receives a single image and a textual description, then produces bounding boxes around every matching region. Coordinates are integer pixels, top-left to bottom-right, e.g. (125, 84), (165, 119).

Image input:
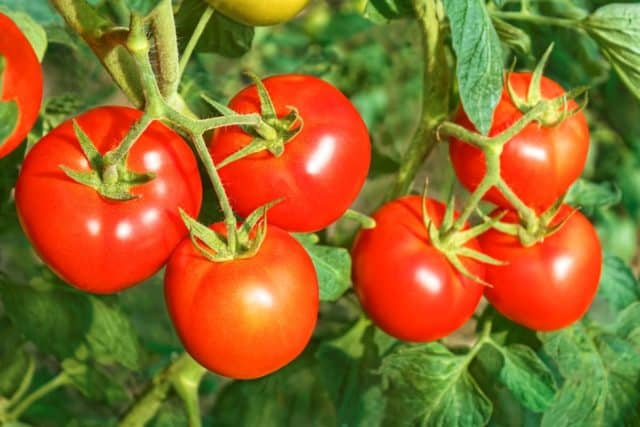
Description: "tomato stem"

(178, 7), (215, 83)
(150, 0), (181, 101)
(5, 354), (36, 410)
(390, 0), (450, 199)
(490, 11), (580, 30)
(6, 371), (71, 422)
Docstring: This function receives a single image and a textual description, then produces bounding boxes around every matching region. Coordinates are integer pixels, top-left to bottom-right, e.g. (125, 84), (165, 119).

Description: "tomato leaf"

(316, 318), (389, 427)
(380, 342), (492, 427)
(122, 0), (163, 16)
(175, 0), (254, 58)
(583, 4), (640, 100)
(496, 344), (557, 412)
(294, 234), (352, 302)
(539, 322), (640, 426)
(443, 0), (504, 135)
(596, 254), (640, 316)
(61, 358), (130, 404)
(361, 0), (414, 23)
(565, 179), (621, 215)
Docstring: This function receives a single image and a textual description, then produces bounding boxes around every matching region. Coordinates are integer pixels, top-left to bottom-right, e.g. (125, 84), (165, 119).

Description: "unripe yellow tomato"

(206, 0), (312, 26)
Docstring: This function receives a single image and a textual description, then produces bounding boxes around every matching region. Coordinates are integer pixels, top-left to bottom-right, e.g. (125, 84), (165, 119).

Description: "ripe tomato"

(479, 206), (602, 331)
(210, 74), (370, 232)
(449, 72), (589, 211)
(15, 106), (202, 294)
(351, 196), (485, 342)
(164, 223), (319, 379)
(0, 13), (43, 159)
(205, 0), (311, 26)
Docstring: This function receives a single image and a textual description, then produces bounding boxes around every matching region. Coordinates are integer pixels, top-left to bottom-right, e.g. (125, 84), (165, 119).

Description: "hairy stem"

(390, 0), (450, 199)
(150, 0), (181, 100)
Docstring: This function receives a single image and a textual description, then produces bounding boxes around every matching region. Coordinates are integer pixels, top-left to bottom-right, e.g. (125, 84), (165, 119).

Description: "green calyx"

(59, 120), (155, 201)
(205, 72), (303, 169)
(507, 43), (589, 127)
(180, 198), (283, 262)
(0, 55), (19, 147)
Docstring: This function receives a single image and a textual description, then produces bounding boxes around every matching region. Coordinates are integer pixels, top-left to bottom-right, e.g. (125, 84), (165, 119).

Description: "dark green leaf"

(597, 254), (640, 315)
(61, 358), (129, 404)
(539, 323), (640, 426)
(565, 179), (621, 214)
(380, 343), (492, 427)
(613, 301), (640, 339)
(584, 4), (640, 100)
(498, 344), (556, 412)
(123, 0), (162, 16)
(0, 318), (29, 397)
(294, 234), (352, 301)
(175, 0), (254, 58)
(362, 0), (414, 23)
(444, 0), (504, 135)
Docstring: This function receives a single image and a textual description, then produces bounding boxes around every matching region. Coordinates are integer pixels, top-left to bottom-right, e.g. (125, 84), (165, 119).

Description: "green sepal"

(0, 55), (19, 147)
(236, 198), (283, 248)
(179, 208), (234, 261)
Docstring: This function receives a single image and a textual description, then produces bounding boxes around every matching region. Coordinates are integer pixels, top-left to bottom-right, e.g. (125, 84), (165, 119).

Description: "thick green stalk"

(390, 0), (450, 199)
(172, 355), (207, 427)
(150, 0), (181, 100)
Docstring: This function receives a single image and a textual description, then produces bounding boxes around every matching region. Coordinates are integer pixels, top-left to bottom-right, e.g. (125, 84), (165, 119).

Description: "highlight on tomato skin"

(351, 196), (485, 343)
(449, 72), (590, 212)
(210, 74), (371, 233)
(479, 206), (603, 332)
(0, 13), (43, 159)
(14, 106), (202, 294)
(164, 223), (320, 380)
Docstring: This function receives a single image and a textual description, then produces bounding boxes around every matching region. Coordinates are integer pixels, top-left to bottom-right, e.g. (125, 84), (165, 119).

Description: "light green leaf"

(294, 234), (352, 301)
(539, 323), (640, 427)
(381, 343), (492, 427)
(444, 0), (504, 135)
(583, 4), (640, 100)
(498, 344), (557, 412)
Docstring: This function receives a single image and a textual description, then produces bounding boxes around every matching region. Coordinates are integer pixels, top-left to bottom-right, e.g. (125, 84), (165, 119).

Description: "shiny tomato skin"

(210, 74), (370, 233)
(351, 196), (485, 342)
(479, 206), (602, 331)
(205, 0), (311, 26)
(449, 72), (589, 211)
(15, 106), (202, 294)
(0, 13), (43, 158)
(164, 223), (319, 379)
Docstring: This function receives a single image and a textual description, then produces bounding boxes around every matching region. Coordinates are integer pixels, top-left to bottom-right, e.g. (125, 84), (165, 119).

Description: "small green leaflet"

(539, 322), (640, 426)
(0, 55), (19, 148)
(443, 0), (504, 135)
(381, 343), (492, 427)
(294, 234), (352, 301)
(583, 4), (640, 101)
(565, 178), (621, 215)
(596, 254), (640, 315)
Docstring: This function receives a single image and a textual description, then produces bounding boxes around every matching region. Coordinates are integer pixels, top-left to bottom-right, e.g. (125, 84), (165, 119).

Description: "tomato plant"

(479, 206), (603, 331)
(0, 13), (43, 159)
(164, 222), (318, 379)
(352, 196), (484, 342)
(205, 0), (311, 26)
(15, 106), (202, 294)
(449, 72), (589, 211)
(210, 74), (371, 232)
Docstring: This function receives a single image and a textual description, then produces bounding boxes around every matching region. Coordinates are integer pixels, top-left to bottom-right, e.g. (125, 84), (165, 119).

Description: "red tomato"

(479, 206), (602, 331)
(15, 106), (202, 294)
(164, 223), (319, 379)
(449, 72), (589, 211)
(351, 196), (485, 342)
(0, 13), (43, 158)
(210, 74), (370, 232)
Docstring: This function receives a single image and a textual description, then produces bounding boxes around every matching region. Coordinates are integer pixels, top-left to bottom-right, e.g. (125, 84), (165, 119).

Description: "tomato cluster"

(352, 71), (602, 341)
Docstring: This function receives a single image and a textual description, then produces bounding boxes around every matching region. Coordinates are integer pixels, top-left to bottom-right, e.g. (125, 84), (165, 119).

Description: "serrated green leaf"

(317, 318), (386, 427)
(294, 234), (351, 301)
(381, 343), (492, 427)
(123, 0), (162, 16)
(0, 7), (48, 60)
(175, 0), (254, 58)
(597, 254), (640, 315)
(584, 4), (640, 100)
(498, 344), (556, 412)
(539, 323), (640, 427)
(444, 0), (504, 135)
(566, 179), (621, 214)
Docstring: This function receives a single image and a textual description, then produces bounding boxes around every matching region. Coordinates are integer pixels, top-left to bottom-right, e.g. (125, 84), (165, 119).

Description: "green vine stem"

(390, 0), (450, 199)
(150, 0), (181, 101)
(6, 372), (71, 421)
(119, 354), (206, 427)
(172, 355), (208, 427)
(490, 11), (579, 30)
(178, 7), (215, 82)
(6, 354), (36, 409)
